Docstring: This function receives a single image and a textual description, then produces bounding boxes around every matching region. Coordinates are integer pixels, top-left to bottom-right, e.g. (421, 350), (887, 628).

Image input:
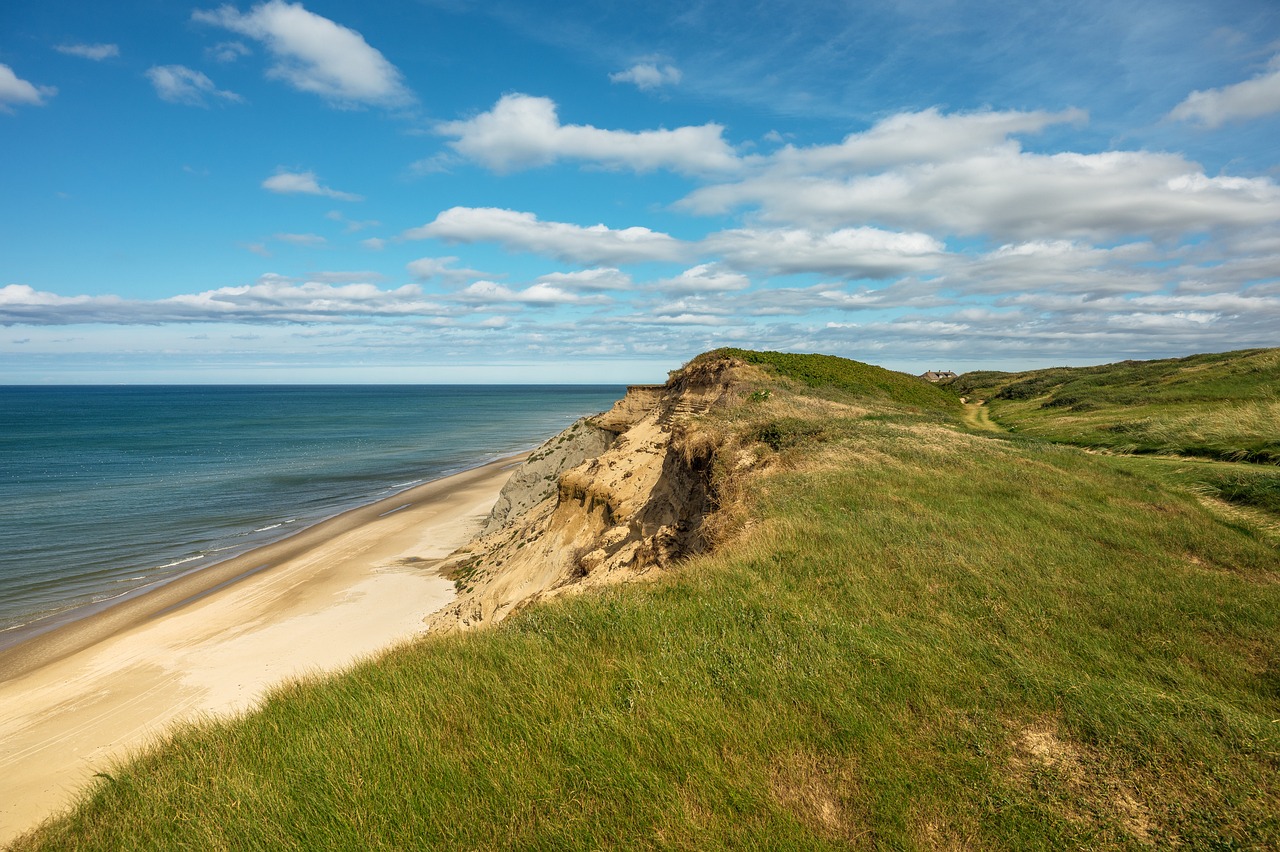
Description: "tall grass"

(950, 348), (1280, 463)
(16, 373), (1279, 850)
(701, 348), (960, 413)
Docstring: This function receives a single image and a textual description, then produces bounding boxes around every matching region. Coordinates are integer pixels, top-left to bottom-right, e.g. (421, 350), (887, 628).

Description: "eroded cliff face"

(428, 358), (746, 632)
(480, 418), (616, 536)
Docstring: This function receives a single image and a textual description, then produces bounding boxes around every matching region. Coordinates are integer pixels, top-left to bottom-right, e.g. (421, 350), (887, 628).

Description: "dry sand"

(0, 456), (520, 845)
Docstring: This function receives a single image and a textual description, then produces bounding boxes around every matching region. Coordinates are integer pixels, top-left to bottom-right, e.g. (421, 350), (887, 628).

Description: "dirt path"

(962, 402), (1005, 432)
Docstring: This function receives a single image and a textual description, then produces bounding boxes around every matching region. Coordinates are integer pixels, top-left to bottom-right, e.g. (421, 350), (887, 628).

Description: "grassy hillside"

(705, 348), (961, 413)
(15, 352), (1280, 850)
(949, 348), (1280, 463)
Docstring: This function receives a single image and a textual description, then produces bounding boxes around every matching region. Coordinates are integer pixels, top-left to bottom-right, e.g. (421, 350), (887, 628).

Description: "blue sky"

(2, 0), (1279, 383)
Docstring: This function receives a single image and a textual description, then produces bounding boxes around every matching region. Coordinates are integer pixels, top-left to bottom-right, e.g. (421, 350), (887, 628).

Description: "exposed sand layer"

(430, 363), (742, 634)
(0, 457), (519, 845)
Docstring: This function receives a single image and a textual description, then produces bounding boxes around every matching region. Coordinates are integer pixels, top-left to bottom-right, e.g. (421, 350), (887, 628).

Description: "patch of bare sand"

(1008, 719), (1156, 846)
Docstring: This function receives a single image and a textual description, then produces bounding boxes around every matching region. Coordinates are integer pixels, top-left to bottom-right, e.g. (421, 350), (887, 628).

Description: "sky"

(2, 0), (1279, 384)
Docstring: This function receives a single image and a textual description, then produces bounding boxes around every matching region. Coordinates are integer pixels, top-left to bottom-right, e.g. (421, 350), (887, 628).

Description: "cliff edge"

(429, 357), (746, 632)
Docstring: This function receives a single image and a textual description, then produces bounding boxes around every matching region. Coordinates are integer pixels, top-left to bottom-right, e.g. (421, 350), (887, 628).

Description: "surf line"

(148, 563), (273, 620)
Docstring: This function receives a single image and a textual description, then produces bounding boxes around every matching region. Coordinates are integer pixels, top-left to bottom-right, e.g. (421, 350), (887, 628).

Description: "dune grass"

(949, 348), (1280, 463)
(13, 353), (1280, 850)
(705, 348), (961, 413)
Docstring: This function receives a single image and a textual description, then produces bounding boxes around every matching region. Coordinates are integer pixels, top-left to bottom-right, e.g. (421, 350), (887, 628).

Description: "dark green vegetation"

(949, 348), (1280, 464)
(15, 351), (1279, 850)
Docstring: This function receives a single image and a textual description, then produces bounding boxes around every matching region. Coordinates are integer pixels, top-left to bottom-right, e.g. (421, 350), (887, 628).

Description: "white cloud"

(655, 264), (751, 294)
(766, 107), (1087, 172)
(453, 281), (610, 307)
(193, 0), (412, 107)
(533, 268), (633, 292)
(623, 311), (730, 327)
(0, 279), (448, 325)
(706, 226), (945, 278)
(1170, 57), (1280, 127)
(404, 207), (690, 265)
(172, 277), (445, 319)
(146, 65), (242, 106)
(436, 93), (739, 174)
(55, 43), (120, 61)
(683, 118), (1280, 242)
(406, 256), (492, 283)
(274, 232), (326, 245)
(610, 62), (682, 90)
(0, 63), (57, 112)
(360, 237), (387, 251)
(262, 169), (362, 201)
(954, 240), (1164, 295)
(207, 41), (251, 62)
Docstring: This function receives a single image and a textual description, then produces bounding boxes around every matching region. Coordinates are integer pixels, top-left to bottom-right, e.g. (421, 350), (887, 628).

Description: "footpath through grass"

(949, 348), (1280, 464)
(14, 353), (1280, 850)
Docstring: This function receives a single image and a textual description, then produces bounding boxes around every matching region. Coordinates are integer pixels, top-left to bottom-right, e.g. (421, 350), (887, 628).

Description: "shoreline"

(0, 455), (522, 681)
(0, 453), (523, 844)
(0, 454), (519, 654)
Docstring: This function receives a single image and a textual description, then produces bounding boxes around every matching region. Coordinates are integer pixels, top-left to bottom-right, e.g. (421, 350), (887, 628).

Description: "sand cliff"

(429, 358), (746, 632)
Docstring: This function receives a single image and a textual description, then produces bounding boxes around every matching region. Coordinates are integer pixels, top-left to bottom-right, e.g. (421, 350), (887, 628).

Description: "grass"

(949, 348), (1280, 463)
(14, 351), (1280, 850)
(703, 348), (961, 413)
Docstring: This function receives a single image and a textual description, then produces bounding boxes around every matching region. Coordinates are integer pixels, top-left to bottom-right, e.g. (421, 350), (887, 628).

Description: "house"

(920, 370), (958, 382)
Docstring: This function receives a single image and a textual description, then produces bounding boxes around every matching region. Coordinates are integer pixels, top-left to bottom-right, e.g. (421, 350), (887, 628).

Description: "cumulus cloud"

(193, 0), (412, 107)
(0, 279), (448, 325)
(656, 264), (751, 294)
(404, 207), (690, 265)
(766, 107), (1087, 172)
(453, 281), (610, 307)
(533, 268), (633, 292)
(0, 63), (57, 112)
(406, 256), (492, 283)
(146, 65), (242, 106)
(262, 169), (362, 201)
(1170, 57), (1280, 127)
(953, 240), (1164, 296)
(436, 93), (739, 174)
(55, 43), (120, 61)
(610, 62), (682, 90)
(706, 226), (946, 279)
(683, 117), (1280, 242)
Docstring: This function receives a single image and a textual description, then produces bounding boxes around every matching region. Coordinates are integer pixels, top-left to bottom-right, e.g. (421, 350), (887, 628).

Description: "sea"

(0, 384), (625, 644)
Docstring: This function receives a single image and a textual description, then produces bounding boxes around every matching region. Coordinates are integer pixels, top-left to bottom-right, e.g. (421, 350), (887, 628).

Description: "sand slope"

(0, 457), (519, 845)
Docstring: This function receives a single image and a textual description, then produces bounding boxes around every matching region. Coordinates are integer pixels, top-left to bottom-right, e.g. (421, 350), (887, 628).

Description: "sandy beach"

(0, 456), (520, 845)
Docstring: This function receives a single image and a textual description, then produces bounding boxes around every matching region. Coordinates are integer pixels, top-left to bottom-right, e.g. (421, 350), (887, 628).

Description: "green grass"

(949, 348), (1280, 463)
(14, 352), (1280, 850)
(703, 348), (961, 413)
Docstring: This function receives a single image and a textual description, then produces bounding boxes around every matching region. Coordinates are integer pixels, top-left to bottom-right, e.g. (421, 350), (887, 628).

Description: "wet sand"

(0, 456), (521, 845)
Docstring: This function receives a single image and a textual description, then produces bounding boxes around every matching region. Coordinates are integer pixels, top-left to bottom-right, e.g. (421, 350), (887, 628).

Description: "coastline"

(0, 454), (522, 845)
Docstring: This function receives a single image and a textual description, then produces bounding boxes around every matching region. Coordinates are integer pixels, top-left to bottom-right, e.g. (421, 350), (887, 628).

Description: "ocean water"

(0, 385), (624, 640)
